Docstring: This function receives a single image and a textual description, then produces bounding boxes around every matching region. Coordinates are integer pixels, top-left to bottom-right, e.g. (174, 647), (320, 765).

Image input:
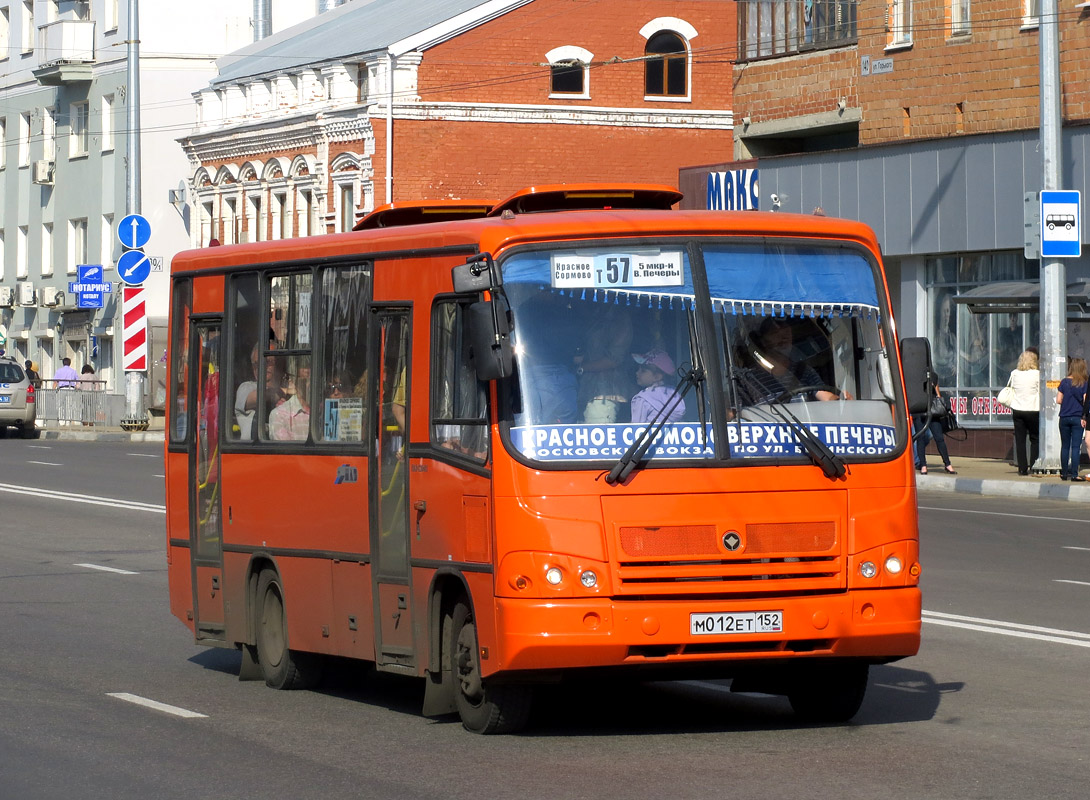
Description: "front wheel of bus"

(787, 662), (869, 723)
(451, 600), (532, 734)
(255, 570), (318, 690)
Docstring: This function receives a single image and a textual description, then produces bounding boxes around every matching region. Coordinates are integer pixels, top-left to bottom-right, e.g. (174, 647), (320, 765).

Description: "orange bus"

(166, 184), (925, 733)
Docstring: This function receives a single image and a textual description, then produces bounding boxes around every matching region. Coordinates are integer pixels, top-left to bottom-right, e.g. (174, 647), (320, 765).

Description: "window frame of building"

(271, 191), (290, 240)
(950, 0), (970, 37)
(0, 117), (6, 170)
(247, 191), (263, 242)
(68, 217), (88, 275)
(104, 0), (118, 31)
(297, 187), (317, 237)
(101, 93), (114, 151)
(101, 213), (114, 270)
(1021, 0), (1039, 28)
(224, 196), (239, 245)
(644, 30), (689, 100)
(20, 0), (32, 54)
(334, 179), (356, 233)
(0, 6), (10, 61)
(737, 1), (857, 62)
(17, 225), (28, 279)
(0, 229), (5, 280)
(887, 0), (912, 49)
(43, 106), (56, 162)
(41, 222), (53, 277)
(546, 45), (592, 100)
(18, 111), (30, 166)
(69, 101), (89, 158)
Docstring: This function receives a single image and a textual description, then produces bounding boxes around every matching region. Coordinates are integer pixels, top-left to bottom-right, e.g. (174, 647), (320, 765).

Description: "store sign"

(706, 169), (759, 211)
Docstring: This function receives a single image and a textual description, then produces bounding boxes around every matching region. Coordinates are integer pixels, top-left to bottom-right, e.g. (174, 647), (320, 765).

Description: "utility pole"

(121, 0), (149, 431)
(1035, 0), (1066, 472)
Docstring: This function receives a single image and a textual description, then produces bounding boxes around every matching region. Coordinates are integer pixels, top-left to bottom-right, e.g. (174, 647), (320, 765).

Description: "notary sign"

(1040, 190), (1081, 258)
(68, 264), (111, 309)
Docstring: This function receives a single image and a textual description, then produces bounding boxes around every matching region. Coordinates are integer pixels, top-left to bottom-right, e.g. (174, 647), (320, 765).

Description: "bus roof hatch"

(353, 200), (493, 230)
(488, 183), (683, 217)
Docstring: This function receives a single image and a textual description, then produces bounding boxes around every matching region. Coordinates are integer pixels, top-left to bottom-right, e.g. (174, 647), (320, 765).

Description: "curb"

(917, 475), (1090, 503)
(38, 429), (165, 443)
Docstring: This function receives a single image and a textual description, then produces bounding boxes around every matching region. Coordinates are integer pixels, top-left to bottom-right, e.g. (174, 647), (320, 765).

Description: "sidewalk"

(915, 456), (1090, 504)
(28, 424), (1090, 504)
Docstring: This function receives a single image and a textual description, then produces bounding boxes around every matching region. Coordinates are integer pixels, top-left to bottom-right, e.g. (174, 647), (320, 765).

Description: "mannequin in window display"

(960, 308), (989, 387)
(932, 293), (958, 388)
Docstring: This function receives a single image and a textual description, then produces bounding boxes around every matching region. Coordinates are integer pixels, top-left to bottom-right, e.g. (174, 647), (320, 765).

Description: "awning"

(954, 279), (1090, 317)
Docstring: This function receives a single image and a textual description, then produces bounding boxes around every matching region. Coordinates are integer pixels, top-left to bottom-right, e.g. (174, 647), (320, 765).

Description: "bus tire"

(451, 600), (532, 734)
(787, 662), (869, 723)
(254, 569), (318, 690)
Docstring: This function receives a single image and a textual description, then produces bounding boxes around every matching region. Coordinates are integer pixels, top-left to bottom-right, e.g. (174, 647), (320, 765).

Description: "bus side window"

(318, 264), (371, 443)
(431, 299), (488, 461)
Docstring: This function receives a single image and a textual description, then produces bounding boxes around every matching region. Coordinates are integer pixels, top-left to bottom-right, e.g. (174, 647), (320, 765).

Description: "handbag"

(996, 374), (1015, 409)
(939, 393), (959, 432)
(929, 392), (947, 418)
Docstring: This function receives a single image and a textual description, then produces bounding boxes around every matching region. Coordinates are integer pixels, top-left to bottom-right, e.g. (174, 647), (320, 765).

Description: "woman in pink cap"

(630, 348), (685, 423)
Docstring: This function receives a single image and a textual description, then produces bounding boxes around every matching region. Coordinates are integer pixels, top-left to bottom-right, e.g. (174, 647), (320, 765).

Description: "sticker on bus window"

(511, 421), (897, 462)
(325, 397), (363, 441)
(551, 251), (684, 289)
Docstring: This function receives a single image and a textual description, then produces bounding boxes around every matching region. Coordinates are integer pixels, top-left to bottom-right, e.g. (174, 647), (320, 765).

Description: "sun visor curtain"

(502, 244), (881, 319)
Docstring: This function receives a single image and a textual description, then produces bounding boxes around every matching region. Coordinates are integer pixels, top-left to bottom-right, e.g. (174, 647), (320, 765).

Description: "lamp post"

(1035, 0), (1066, 472)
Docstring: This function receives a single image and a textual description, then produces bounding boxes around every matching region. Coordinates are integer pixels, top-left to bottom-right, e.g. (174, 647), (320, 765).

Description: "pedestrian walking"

(24, 360), (40, 387)
(914, 370), (956, 475)
(1005, 349), (1040, 475)
(1055, 357), (1088, 481)
(53, 357), (78, 387)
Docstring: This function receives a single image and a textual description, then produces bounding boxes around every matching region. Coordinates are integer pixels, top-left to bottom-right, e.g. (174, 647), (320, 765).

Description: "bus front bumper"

(490, 588), (921, 675)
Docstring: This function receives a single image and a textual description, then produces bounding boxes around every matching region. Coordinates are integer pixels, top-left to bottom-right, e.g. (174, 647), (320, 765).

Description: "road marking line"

(919, 506), (1090, 524)
(75, 563), (139, 575)
(26, 460), (62, 466)
(923, 610), (1090, 647)
(107, 693), (207, 719)
(0, 482), (165, 514)
(1055, 579), (1090, 587)
(27, 445), (52, 449)
(128, 453), (160, 458)
(1061, 546), (1090, 552)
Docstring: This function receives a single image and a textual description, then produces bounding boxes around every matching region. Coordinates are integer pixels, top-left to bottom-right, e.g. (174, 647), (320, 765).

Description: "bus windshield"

(501, 239), (901, 467)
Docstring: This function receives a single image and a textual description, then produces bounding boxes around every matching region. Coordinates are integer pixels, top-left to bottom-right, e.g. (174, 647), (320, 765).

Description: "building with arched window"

(178, 0), (733, 244)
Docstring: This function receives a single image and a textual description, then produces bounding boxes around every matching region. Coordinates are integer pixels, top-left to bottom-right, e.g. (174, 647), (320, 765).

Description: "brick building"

(178, 0), (735, 246)
(680, 1), (1090, 456)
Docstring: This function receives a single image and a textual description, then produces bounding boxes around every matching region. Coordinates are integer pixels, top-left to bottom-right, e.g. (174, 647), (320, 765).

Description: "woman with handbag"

(1004, 349), (1040, 476)
(914, 370), (956, 475)
(1056, 357), (1088, 481)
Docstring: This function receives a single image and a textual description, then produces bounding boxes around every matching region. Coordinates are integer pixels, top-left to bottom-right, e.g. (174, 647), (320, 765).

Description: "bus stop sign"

(1040, 190), (1081, 258)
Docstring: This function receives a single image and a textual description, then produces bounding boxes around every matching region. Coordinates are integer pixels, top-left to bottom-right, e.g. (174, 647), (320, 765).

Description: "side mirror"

(452, 253), (500, 294)
(900, 337), (933, 416)
(467, 295), (514, 380)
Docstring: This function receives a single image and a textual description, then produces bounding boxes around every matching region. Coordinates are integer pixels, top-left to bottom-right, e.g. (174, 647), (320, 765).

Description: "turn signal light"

(860, 561), (877, 579)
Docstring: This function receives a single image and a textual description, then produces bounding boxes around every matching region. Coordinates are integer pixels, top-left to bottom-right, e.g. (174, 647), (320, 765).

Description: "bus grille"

(615, 522), (842, 595)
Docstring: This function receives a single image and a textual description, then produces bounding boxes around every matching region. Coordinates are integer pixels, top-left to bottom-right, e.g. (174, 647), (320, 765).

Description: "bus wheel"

(451, 600), (532, 734)
(787, 662), (869, 723)
(254, 570), (318, 690)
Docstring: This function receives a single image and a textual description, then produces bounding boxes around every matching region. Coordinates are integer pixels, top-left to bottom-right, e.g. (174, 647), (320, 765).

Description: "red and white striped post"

(122, 286), (148, 372)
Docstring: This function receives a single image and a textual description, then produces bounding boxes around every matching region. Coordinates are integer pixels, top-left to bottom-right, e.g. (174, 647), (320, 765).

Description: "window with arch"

(546, 46), (593, 99)
(644, 31), (687, 98)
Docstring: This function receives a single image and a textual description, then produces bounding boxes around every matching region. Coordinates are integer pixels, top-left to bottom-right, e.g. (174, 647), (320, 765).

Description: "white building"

(0, 0), (347, 407)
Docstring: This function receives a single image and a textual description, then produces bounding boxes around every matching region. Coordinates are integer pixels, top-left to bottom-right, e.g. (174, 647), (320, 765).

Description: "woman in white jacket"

(1007, 349), (1041, 475)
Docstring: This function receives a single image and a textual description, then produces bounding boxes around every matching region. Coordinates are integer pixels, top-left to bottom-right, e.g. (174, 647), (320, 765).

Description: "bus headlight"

(860, 561), (878, 579)
(884, 556), (903, 575)
(580, 569), (598, 588)
(545, 567), (563, 585)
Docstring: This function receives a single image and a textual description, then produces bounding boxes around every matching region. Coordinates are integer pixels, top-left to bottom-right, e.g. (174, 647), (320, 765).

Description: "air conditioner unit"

(40, 287), (60, 307)
(0, 286), (14, 307)
(32, 160), (55, 186)
(18, 283), (36, 306)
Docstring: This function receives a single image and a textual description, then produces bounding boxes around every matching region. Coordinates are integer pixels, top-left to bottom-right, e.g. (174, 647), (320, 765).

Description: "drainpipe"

(253, 0), (271, 41)
(386, 51), (395, 203)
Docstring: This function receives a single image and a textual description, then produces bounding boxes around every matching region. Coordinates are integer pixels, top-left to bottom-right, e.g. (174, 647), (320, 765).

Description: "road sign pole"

(1035, 0), (1066, 474)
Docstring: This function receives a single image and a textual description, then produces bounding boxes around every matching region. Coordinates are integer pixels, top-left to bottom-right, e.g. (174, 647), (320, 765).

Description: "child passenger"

(630, 348), (685, 423)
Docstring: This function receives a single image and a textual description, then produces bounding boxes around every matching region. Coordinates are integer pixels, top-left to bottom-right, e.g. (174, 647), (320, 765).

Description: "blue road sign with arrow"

(118, 214), (152, 250)
(118, 250), (152, 286)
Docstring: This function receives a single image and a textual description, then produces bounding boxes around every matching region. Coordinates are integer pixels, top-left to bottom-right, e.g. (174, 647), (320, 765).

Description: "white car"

(0, 356), (38, 438)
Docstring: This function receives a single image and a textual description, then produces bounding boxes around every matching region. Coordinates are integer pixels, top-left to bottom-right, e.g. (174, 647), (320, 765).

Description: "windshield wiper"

(765, 397), (847, 480)
(605, 366), (705, 485)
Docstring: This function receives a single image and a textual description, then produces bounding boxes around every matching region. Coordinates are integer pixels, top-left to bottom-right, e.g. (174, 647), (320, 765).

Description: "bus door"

(371, 309), (415, 668)
(188, 320), (225, 642)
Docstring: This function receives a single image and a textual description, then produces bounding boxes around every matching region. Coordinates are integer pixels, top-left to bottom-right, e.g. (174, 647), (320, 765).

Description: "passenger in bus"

(630, 348), (685, 423)
(739, 317), (849, 404)
(515, 292), (579, 425)
(235, 342), (285, 440)
(574, 305), (633, 423)
(269, 364), (310, 441)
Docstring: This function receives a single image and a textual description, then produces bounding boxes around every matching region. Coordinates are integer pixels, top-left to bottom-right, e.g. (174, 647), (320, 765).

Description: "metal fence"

(35, 381), (121, 427)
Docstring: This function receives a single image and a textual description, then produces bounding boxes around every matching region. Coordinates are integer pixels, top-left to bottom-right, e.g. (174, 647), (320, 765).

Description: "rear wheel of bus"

(787, 662), (869, 723)
(451, 600), (532, 734)
(254, 569), (320, 690)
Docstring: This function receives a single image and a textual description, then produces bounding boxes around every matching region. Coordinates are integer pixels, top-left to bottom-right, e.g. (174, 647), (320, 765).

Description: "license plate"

(691, 610), (783, 636)
(0, 396), (10, 404)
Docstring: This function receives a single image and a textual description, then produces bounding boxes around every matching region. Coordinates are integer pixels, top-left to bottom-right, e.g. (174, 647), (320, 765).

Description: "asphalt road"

(0, 440), (1087, 799)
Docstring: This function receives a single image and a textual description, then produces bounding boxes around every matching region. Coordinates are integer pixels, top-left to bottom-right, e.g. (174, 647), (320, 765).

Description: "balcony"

(33, 20), (96, 85)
